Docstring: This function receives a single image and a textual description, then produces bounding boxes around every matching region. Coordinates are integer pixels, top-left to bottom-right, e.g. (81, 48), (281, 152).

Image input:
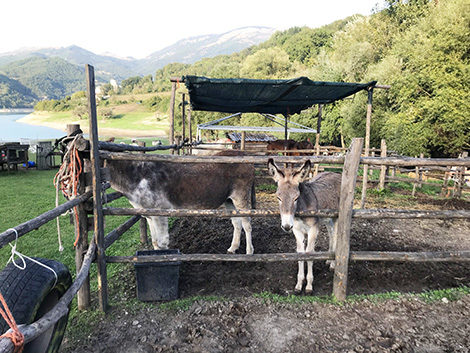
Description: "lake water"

(0, 113), (65, 142)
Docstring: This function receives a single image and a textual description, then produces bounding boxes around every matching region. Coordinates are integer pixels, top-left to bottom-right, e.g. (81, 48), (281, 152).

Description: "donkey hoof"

(246, 247), (254, 255)
(305, 287), (313, 295)
(227, 248), (237, 254)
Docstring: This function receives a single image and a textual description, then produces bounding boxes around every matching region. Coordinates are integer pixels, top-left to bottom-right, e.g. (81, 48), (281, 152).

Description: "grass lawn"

(27, 110), (169, 135)
(0, 168), (144, 309)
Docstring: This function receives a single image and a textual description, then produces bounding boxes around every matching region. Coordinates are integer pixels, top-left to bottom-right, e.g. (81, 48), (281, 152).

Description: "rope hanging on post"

(0, 292), (24, 353)
(53, 135), (83, 249)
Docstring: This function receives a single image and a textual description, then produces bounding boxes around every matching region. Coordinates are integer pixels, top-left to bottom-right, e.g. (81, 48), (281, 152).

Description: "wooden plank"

(102, 207), (470, 219)
(106, 252), (335, 263)
(350, 250), (470, 262)
(104, 250), (470, 264)
(0, 190), (93, 249)
(104, 215), (141, 250)
(362, 157), (470, 167)
(99, 151), (470, 167)
(102, 191), (124, 205)
(334, 137), (364, 301)
(86, 64), (108, 312)
(99, 151), (345, 164)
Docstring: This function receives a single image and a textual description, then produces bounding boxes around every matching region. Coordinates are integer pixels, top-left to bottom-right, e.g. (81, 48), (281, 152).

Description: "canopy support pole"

(360, 88), (374, 208)
(314, 104), (323, 176)
(169, 81), (177, 154)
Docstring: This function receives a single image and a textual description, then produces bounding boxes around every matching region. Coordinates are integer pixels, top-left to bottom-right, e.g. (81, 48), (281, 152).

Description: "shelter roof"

(184, 75), (377, 115)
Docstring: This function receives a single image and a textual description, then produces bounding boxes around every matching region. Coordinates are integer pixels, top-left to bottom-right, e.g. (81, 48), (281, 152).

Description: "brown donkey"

(268, 159), (341, 293)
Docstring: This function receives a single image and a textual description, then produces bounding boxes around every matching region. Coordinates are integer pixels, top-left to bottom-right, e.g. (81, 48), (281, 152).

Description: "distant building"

(110, 79), (119, 91)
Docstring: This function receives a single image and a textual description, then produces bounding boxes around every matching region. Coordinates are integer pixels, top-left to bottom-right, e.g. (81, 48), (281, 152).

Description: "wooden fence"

(1, 65), (470, 352)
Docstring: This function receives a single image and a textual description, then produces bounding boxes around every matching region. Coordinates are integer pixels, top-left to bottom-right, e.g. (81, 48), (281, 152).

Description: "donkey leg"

(293, 227), (306, 293)
(229, 199), (254, 254)
(227, 217), (242, 254)
(241, 217), (253, 255)
(305, 222), (319, 294)
(326, 219), (338, 270)
(148, 216), (169, 250)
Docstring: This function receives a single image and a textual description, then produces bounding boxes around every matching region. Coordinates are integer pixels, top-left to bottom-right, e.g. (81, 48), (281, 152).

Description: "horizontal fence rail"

(102, 207), (470, 219)
(99, 151), (470, 168)
(105, 250), (470, 264)
(104, 215), (141, 250)
(99, 152), (345, 164)
(0, 190), (93, 249)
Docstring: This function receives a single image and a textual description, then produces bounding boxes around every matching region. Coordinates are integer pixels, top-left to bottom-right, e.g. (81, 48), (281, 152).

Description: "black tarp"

(184, 76), (377, 115)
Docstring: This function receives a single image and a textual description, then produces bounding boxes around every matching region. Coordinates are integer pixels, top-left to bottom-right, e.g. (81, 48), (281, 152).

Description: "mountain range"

(0, 26), (274, 107)
(0, 26), (275, 107)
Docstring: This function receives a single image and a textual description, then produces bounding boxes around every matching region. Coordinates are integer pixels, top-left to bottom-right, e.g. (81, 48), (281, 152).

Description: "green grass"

(32, 111), (168, 133)
(255, 286), (470, 305)
(0, 169), (143, 290)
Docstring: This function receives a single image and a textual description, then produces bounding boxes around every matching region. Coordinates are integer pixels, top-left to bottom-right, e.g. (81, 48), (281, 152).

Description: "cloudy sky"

(1, 0), (383, 58)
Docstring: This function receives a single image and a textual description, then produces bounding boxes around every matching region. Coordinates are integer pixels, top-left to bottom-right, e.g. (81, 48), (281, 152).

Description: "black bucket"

(134, 249), (181, 301)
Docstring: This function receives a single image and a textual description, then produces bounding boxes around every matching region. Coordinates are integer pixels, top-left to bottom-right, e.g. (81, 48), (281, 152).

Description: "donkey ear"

(293, 160), (311, 182)
(267, 158), (283, 181)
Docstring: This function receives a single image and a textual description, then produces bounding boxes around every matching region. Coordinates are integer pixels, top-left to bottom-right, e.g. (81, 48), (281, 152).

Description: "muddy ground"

(61, 192), (470, 353)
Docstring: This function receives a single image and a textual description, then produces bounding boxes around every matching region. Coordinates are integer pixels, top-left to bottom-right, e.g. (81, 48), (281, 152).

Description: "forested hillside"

(0, 57), (87, 101)
(34, 0), (469, 157)
(0, 74), (37, 108)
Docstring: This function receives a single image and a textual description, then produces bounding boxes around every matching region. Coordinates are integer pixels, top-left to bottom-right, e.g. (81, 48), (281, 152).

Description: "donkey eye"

(277, 196), (282, 202)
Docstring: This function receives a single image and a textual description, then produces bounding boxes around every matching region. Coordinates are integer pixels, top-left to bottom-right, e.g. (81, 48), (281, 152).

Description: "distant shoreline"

(18, 112), (167, 138)
(0, 108), (34, 114)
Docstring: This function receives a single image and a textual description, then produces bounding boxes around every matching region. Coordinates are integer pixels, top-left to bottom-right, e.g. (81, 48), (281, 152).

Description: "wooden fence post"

(456, 152), (468, 198)
(333, 137), (364, 301)
(378, 139), (387, 190)
(412, 157), (419, 197)
(241, 132), (246, 151)
(86, 64), (108, 312)
(181, 93), (186, 155)
(360, 88), (373, 208)
(137, 141), (148, 245)
(67, 124), (91, 310)
(169, 81), (177, 155)
(314, 104), (322, 176)
(188, 106), (192, 155)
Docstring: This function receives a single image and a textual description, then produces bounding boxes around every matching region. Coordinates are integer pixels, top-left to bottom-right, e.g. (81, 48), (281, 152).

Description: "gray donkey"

(268, 159), (341, 293)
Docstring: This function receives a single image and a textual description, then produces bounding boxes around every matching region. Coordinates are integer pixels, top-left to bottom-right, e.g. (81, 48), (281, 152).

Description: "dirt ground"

(61, 192), (470, 353)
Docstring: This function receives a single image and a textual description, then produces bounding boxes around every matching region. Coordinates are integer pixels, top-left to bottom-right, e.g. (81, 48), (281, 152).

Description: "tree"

(240, 48), (292, 79)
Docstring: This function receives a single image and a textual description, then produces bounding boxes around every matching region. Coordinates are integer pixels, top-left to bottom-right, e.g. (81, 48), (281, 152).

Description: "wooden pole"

(284, 114), (288, 141)
(241, 131), (246, 151)
(333, 137), (364, 301)
(66, 124), (81, 136)
(169, 81), (177, 155)
(412, 157), (419, 197)
(105, 250), (470, 264)
(85, 64), (108, 312)
(73, 128), (91, 310)
(314, 104), (322, 176)
(181, 93), (186, 154)
(137, 141), (149, 245)
(360, 88), (373, 208)
(378, 139), (387, 190)
(188, 106), (192, 155)
(456, 152), (468, 198)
